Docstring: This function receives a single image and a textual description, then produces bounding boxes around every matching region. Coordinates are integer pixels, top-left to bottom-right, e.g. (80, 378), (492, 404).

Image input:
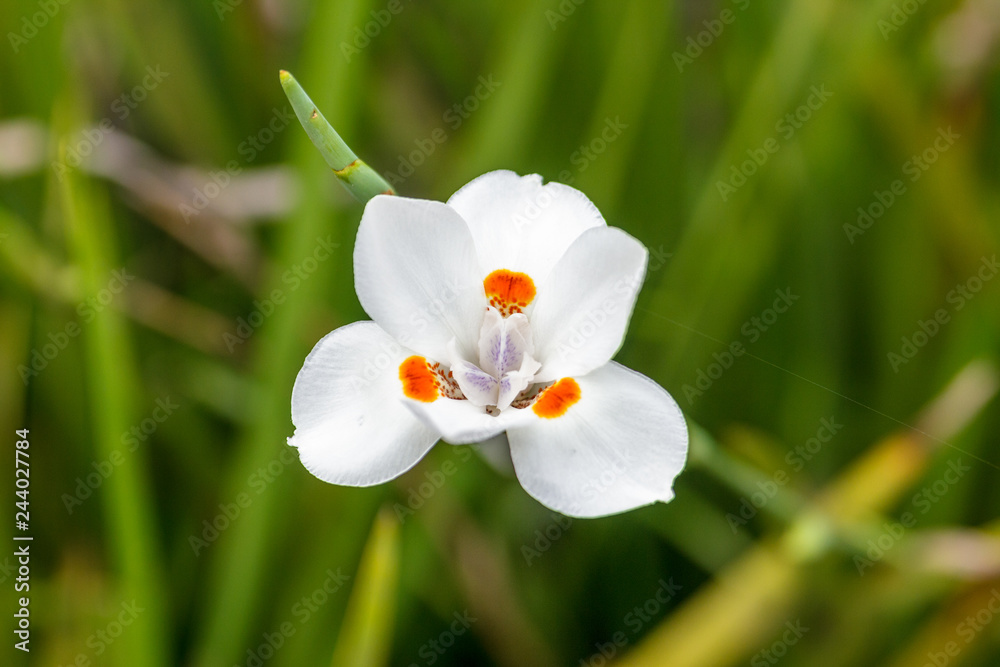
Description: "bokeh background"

(3, 0), (1000, 665)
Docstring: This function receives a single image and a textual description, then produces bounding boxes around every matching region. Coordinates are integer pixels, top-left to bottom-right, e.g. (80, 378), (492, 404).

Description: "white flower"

(288, 170), (688, 518)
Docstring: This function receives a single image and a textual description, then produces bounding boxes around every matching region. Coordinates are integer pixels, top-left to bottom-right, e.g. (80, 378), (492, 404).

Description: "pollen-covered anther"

(531, 378), (582, 418)
(510, 384), (545, 409)
(433, 364), (465, 400)
(483, 269), (536, 317)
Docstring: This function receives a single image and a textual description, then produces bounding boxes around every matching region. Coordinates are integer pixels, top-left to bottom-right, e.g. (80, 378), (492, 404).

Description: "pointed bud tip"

(279, 70), (292, 83)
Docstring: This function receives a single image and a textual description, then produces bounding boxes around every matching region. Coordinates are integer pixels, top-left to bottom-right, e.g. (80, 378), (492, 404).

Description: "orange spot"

(399, 356), (439, 402)
(532, 378), (581, 419)
(484, 269), (536, 317)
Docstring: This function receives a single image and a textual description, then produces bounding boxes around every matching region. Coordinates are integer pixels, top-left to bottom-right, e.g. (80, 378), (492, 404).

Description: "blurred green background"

(3, 0), (1000, 665)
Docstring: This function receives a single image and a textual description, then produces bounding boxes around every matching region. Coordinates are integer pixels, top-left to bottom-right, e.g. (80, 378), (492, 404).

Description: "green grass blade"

(59, 139), (169, 667)
(329, 509), (401, 667)
(190, 0), (381, 663)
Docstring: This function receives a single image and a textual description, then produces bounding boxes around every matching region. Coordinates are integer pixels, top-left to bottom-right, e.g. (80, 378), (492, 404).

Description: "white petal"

(507, 362), (688, 518)
(530, 226), (648, 382)
(289, 322), (439, 486)
(404, 396), (536, 446)
(447, 170), (606, 285)
(354, 195), (486, 363)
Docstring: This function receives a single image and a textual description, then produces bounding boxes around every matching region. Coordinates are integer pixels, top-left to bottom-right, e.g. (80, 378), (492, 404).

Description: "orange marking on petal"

(399, 356), (439, 402)
(484, 269), (536, 317)
(532, 378), (581, 419)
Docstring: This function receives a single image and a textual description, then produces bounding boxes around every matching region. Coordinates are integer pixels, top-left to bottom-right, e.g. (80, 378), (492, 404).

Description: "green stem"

(279, 70), (395, 202)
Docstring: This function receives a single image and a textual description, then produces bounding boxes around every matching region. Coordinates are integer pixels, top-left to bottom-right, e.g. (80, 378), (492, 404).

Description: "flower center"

(397, 270), (582, 419)
(448, 306), (542, 412)
(484, 269), (536, 317)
